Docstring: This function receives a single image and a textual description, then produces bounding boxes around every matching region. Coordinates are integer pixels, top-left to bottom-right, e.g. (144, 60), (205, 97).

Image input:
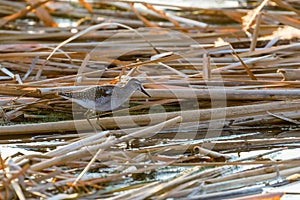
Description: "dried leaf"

(242, 0), (269, 32)
(263, 25), (300, 40)
(222, 10), (245, 23)
(271, 0), (300, 16)
(130, 3), (159, 28)
(0, 0), (50, 28)
(264, 13), (300, 30)
(78, 0), (93, 14)
(142, 3), (182, 29)
(286, 173), (300, 181)
(28, 0), (58, 27)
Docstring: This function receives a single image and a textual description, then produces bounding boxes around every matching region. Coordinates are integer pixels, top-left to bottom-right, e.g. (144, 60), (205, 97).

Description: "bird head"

(127, 79), (151, 97)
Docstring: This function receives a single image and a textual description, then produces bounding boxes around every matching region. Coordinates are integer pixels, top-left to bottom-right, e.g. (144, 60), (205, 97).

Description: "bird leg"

(96, 112), (106, 131)
(84, 109), (98, 133)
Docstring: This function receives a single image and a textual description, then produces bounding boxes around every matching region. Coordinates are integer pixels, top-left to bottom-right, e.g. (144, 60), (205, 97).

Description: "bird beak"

(140, 86), (151, 97)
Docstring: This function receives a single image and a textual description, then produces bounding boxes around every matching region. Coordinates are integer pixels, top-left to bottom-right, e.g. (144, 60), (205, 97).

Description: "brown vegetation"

(0, 0), (300, 199)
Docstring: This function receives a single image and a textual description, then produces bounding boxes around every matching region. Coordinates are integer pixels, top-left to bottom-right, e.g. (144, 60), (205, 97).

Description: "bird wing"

(94, 85), (114, 99)
(93, 85), (116, 112)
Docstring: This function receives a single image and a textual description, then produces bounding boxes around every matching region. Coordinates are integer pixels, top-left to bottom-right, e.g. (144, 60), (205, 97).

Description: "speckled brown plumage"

(59, 79), (150, 112)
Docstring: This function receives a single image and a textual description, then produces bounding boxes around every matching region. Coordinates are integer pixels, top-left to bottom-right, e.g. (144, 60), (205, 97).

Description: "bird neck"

(122, 80), (137, 91)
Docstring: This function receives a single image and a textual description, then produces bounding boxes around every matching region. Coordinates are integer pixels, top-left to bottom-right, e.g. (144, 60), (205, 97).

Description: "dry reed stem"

(1, 1), (300, 198)
(1, 99), (300, 134)
(30, 116), (181, 171)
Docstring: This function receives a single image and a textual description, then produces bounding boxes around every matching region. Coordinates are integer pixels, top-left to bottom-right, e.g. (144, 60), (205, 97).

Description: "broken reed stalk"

(249, 12), (262, 52)
(30, 116), (182, 171)
(116, 167), (223, 200)
(193, 146), (233, 161)
(232, 110), (300, 126)
(141, 88), (300, 100)
(1, 2), (300, 199)
(202, 165), (300, 193)
(206, 161), (299, 184)
(134, 137), (300, 154)
(163, 160), (297, 198)
(45, 131), (110, 157)
(277, 69), (300, 81)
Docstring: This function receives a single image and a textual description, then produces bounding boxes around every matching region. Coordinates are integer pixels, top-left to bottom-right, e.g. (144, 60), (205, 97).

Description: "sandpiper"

(59, 78), (150, 130)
